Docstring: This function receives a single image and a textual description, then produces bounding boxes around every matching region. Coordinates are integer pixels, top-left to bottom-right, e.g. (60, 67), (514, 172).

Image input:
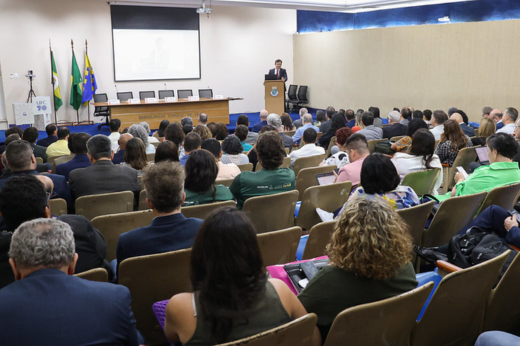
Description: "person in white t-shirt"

(289, 128), (325, 168)
(202, 138), (241, 180)
(107, 119), (121, 154)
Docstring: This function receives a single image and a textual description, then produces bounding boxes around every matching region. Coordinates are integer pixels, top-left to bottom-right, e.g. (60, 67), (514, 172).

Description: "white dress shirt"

(429, 125), (444, 141)
(289, 143), (325, 167)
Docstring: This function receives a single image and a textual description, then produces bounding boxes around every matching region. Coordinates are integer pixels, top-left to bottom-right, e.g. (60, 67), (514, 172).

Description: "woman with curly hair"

(193, 124), (212, 142)
(121, 137), (150, 174)
(221, 135), (249, 165)
(164, 208), (321, 345)
(128, 123), (155, 154)
(230, 131), (295, 209)
(183, 150), (234, 206)
(299, 197), (417, 341)
(435, 119), (471, 166)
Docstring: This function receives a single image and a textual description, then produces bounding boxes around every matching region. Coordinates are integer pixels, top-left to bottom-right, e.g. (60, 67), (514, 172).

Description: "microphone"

(114, 84), (119, 93)
(164, 83), (167, 90)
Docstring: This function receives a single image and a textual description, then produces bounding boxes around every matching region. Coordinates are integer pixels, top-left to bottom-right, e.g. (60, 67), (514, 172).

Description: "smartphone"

(508, 209), (520, 222)
(333, 168), (339, 175)
(456, 166), (468, 179)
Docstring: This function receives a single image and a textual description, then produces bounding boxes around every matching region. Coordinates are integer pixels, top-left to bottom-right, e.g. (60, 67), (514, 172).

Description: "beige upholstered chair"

(295, 165), (337, 200)
(48, 198), (67, 216)
(301, 221), (336, 260)
(75, 191), (134, 221)
(257, 227), (302, 266)
(74, 268), (108, 283)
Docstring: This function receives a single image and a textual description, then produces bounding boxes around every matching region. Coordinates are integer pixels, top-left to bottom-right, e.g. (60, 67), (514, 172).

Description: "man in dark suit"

(383, 110), (408, 139)
(36, 124), (58, 147)
(0, 175), (109, 288)
(22, 126), (47, 162)
(267, 113), (294, 149)
(112, 133), (132, 165)
(69, 135), (140, 200)
(0, 217), (137, 345)
(0, 140), (72, 212)
(450, 112), (475, 137)
(268, 59), (288, 82)
(56, 132), (91, 181)
(251, 109), (269, 133)
(345, 109), (356, 128)
(116, 162), (203, 275)
(319, 106), (336, 133)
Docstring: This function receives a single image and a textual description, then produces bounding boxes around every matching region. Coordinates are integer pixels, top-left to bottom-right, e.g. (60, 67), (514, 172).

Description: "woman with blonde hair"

(193, 124), (212, 142)
(299, 197), (417, 341)
(472, 117), (496, 146)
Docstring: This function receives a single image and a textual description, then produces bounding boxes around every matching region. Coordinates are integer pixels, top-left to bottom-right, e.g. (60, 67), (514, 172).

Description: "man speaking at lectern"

(269, 59), (288, 82)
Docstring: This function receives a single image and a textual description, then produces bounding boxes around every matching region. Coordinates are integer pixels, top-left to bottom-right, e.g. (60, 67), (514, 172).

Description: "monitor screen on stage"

(111, 5), (201, 82)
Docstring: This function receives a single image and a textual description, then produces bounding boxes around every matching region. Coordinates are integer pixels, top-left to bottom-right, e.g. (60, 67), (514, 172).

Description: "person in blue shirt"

(292, 113), (319, 146)
(234, 125), (253, 152)
(179, 132), (201, 166)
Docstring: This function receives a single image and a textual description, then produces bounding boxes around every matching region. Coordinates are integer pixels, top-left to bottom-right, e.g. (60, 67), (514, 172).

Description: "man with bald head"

(112, 133), (133, 165)
(293, 107), (309, 129)
(251, 109), (269, 133)
(450, 112), (475, 137)
(0, 174), (109, 288)
(490, 109), (505, 130)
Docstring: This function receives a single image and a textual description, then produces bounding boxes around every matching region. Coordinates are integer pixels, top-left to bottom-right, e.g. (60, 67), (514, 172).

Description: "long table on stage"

(93, 98), (241, 129)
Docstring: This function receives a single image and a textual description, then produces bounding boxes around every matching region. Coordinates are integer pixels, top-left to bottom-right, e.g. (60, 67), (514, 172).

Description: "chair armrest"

(436, 260), (462, 276)
(510, 245), (520, 252)
(441, 163), (450, 167)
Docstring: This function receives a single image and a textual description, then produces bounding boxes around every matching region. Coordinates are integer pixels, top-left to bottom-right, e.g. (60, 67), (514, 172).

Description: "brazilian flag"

(50, 51), (63, 111)
(70, 51), (83, 110)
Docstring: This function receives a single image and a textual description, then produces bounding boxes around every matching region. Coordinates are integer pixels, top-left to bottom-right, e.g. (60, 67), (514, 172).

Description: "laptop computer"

(315, 169), (339, 185)
(475, 146), (490, 165)
(265, 74), (277, 81)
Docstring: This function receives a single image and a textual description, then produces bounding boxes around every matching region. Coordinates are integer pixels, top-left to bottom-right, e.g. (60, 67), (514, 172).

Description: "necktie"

(277, 70), (279, 78)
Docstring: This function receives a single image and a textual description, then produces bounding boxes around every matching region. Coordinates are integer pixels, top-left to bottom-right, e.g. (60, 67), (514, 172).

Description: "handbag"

(420, 194), (441, 219)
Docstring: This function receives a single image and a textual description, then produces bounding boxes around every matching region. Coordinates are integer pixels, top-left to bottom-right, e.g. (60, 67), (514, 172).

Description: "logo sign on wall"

(32, 96), (52, 130)
(12, 103), (36, 125)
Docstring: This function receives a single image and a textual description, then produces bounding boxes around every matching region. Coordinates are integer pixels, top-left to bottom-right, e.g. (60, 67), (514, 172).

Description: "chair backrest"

(47, 154), (70, 173)
(48, 198), (68, 216)
(396, 201), (435, 271)
(91, 209), (155, 261)
(198, 89), (213, 98)
(116, 91), (133, 101)
(93, 93), (109, 113)
(237, 163), (253, 172)
(218, 313), (318, 346)
(216, 178), (234, 187)
(93, 93), (108, 103)
(181, 200), (237, 220)
(257, 227), (302, 266)
(390, 135), (406, 142)
(74, 268), (108, 282)
(293, 154), (326, 177)
(367, 139), (387, 154)
(301, 221), (336, 260)
(139, 91), (155, 100)
(138, 189), (150, 210)
(35, 157), (43, 164)
(75, 191), (135, 221)
(411, 251), (510, 346)
(325, 136), (336, 156)
(256, 157), (290, 171)
(478, 183), (520, 216)
(444, 147), (477, 189)
(295, 165), (336, 200)
(146, 152), (155, 162)
(401, 168), (441, 196)
(296, 182), (351, 230)
(178, 89), (193, 98)
(242, 190), (299, 234)
(54, 154), (75, 167)
(422, 192), (487, 248)
(483, 251), (520, 333)
(119, 248), (193, 346)
(158, 90), (174, 99)
(324, 283), (434, 346)
(285, 130), (296, 137)
(287, 85), (298, 100)
(297, 86), (308, 102)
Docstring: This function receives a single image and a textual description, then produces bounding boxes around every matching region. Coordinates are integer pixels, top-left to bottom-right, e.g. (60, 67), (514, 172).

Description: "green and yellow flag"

(70, 51), (83, 110)
(50, 51), (63, 111)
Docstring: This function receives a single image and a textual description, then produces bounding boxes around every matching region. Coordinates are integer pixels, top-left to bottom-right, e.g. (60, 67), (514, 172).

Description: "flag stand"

(75, 39), (93, 126)
(50, 40), (73, 127)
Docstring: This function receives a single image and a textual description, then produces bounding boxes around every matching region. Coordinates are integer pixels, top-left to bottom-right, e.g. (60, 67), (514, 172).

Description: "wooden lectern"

(264, 80), (285, 115)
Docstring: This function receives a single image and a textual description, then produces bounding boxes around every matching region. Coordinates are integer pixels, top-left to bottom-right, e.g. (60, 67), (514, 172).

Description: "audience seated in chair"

(179, 133), (201, 166)
(299, 198), (417, 342)
(112, 133), (132, 165)
(335, 133), (369, 187)
(128, 124), (155, 154)
(437, 133), (520, 202)
(234, 125), (253, 152)
(267, 113), (294, 149)
(292, 108), (309, 129)
(46, 127), (71, 158)
(383, 110), (408, 139)
(429, 110), (448, 141)
(289, 128), (325, 168)
(153, 119), (170, 141)
(107, 118), (121, 154)
(193, 124), (212, 142)
(0, 217), (137, 345)
(0, 140), (72, 210)
(69, 135), (140, 201)
(236, 114), (259, 145)
(183, 149), (234, 206)
(356, 111), (383, 141)
(120, 138), (150, 174)
(320, 127), (352, 169)
(496, 107), (518, 135)
(116, 162), (203, 275)
(291, 113), (319, 146)
(202, 138), (241, 180)
(36, 123), (58, 148)
(23, 126), (48, 163)
(221, 135), (249, 165)
(230, 131), (295, 209)
(318, 113), (346, 150)
(0, 134), (49, 178)
(154, 140), (179, 164)
(164, 207), (321, 346)
(450, 112), (475, 137)
(56, 132), (91, 182)
(391, 118), (429, 153)
(140, 121), (159, 144)
(0, 175), (109, 289)
(251, 109), (269, 133)
(165, 122), (186, 158)
(435, 119), (472, 167)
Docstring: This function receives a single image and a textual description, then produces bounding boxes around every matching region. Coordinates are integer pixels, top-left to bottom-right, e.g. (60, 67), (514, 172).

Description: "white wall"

(0, 0), (296, 127)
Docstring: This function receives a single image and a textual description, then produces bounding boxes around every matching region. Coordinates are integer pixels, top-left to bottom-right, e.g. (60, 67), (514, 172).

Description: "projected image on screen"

(111, 5), (201, 81)
(113, 29), (200, 81)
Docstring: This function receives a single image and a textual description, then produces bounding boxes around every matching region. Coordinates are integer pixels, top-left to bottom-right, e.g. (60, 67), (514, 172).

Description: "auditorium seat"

(324, 283), (434, 346)
(138, 190), (149, 210)
(181, 200), (236, 220)
(118, 248), (192, 346)
(74, 268), (109, 283)
(257, 226), (301, 266)
(301, 221), (336, 260)
(295, 165), (337, 200)
(292, 154), (326, 177)
(441, 146), (477, 192)
(146, 153), (155, 162)
(215, 178), (234, 187)
(325, 136), (336, 157)
(93, 93), (110, 130)
(477, 182), (520, 216)
(48, 198), (67, 216)
(410, 251), (509, 346)
(367, 139), (387, 154)
(242, 190), (298, 234)
(256, 157), (291, 171)
(237, 163), (253, 172)
(401, 168), (441, 197)
(75, 190), (134, 221)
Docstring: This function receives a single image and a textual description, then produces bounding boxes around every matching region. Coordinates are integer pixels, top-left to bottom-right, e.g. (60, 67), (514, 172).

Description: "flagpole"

(50, 39), (57, 125)
(71, 40), (80, 125)
(85, 39), (91, 125)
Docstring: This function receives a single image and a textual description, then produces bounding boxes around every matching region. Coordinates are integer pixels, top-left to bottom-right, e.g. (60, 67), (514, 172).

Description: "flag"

(82, 52), (97, 104)
(51, 51), (63, 111)
(70, 51), (83, 110)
